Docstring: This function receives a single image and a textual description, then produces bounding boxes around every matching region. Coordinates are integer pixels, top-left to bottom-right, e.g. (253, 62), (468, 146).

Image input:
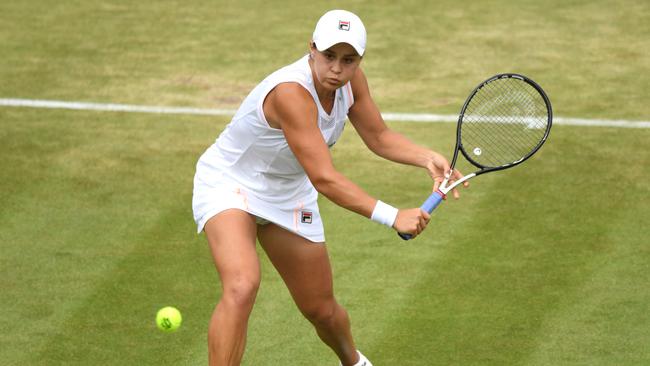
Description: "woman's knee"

(300, 299), (340, 326)
(221, 276), (260, 310)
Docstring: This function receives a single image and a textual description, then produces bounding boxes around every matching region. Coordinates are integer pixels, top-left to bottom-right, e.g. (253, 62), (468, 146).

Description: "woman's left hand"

(425, 152), (468, 199)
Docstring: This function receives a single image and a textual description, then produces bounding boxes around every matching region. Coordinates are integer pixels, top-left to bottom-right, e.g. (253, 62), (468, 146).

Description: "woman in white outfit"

(193, 9), (465, 366)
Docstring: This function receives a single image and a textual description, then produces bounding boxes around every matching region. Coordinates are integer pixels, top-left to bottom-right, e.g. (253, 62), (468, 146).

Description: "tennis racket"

(399, 73), (552, 240)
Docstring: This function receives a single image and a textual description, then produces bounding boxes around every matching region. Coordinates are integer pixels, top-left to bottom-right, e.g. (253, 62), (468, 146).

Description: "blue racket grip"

(398, 191), (445, 240)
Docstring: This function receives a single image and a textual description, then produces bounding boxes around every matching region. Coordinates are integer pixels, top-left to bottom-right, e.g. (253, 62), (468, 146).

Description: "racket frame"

(398, 73), (552, 240)
(440, 73), (553, 195)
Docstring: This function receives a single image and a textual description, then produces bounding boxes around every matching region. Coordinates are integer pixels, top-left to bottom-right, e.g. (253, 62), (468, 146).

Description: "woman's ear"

(309, 43), (316, 59)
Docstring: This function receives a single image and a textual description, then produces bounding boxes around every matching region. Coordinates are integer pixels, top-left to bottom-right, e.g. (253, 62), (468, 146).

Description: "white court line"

(0, 98), (237, 116)
(1, 98), (649, 129)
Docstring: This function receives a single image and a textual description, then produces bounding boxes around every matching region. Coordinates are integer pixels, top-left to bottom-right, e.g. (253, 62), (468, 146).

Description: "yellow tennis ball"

(156, 306), (182, 332)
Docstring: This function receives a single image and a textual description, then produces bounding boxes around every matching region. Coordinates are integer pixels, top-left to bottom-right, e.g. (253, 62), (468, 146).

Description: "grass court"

(1, 1), (648, 365)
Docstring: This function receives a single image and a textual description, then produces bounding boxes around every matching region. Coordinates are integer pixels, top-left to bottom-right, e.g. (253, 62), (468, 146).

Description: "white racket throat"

(438, 172), (476, 195)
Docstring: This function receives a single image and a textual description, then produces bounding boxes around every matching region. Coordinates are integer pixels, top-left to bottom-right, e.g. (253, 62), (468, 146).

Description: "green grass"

(1, 1), (649, 365)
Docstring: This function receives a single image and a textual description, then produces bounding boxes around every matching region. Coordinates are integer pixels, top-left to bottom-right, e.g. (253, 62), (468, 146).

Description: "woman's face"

(310, 42), (362, 91)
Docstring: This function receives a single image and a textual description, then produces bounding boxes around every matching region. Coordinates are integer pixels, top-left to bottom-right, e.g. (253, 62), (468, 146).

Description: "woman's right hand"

(393, 208), (431, 239)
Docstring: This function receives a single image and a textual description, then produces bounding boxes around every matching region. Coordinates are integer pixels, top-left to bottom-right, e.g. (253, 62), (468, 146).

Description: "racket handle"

(421, 190), (445, 213)
(398, 191), (445, 241)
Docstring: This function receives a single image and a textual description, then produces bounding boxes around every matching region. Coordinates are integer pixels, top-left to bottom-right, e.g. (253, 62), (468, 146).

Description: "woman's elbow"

(309, 171), (339, 194)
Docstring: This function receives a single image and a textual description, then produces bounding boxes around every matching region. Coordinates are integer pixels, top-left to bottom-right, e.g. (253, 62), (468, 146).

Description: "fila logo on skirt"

(301, 211), (313, 224)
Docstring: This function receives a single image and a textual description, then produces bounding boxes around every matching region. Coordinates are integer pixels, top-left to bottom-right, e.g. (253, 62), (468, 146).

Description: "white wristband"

(370, 200), (399, 228)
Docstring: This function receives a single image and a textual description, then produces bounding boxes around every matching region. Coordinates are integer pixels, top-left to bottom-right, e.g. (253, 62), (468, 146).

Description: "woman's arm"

(347, 68), (466, 197)
(263, 82), (429, 236)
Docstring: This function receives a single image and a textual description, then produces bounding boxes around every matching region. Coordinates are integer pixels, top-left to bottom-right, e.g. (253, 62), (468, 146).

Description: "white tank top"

(196, 55), (355, 209)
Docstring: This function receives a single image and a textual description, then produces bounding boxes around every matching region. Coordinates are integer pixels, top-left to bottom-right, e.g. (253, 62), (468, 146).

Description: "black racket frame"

(450, 73), (553, 176)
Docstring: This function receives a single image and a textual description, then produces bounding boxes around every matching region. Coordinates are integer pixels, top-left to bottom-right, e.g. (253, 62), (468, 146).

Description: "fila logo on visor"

(338, 20), (350, 31)
(301, 211), (313, 224)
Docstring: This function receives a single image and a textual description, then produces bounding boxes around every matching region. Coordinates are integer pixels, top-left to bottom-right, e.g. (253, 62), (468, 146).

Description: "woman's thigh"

(204, 209), (260, 300)
(256, 223), (334, 309)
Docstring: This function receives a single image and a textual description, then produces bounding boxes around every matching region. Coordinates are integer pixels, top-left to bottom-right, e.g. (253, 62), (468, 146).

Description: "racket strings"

(472, 82), (547, 140)
(461, 78), (548, 168)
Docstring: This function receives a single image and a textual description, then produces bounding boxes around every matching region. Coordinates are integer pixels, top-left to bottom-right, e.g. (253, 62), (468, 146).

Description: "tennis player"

(192, 9), (464, 366)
